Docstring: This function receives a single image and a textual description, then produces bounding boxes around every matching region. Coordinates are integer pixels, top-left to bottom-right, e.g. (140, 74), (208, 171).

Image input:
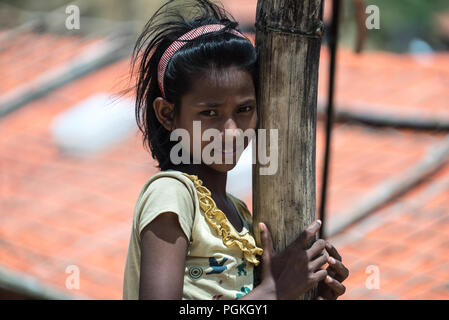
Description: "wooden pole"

(253, 0), (324, 300)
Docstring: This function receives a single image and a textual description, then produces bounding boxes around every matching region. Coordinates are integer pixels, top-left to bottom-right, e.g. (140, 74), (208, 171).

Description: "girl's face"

(175, 66), (257, 173)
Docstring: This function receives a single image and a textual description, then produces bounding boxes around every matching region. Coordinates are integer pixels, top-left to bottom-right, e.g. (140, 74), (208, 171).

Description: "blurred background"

(0, 0), (448, 299)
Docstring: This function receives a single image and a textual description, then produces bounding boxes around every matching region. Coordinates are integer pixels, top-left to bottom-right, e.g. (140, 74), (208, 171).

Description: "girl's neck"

(171, 164), (228, 198)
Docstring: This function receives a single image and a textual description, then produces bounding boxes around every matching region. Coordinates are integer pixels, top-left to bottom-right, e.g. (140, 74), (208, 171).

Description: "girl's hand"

(316, 242), (349, 300)
(258, 220), (329, 300)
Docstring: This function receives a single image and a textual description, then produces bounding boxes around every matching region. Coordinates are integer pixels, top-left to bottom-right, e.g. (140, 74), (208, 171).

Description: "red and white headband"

(157, 24), (248, 98)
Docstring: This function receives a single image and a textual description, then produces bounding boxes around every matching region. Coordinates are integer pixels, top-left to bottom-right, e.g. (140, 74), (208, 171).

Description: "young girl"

(123, 0), (348, 300)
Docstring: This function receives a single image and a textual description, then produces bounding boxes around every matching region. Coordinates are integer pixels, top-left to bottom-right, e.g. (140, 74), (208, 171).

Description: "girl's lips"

(222, 152), (236, 160)
(222, 146), (244, 155)
(211, 149), (237, 156)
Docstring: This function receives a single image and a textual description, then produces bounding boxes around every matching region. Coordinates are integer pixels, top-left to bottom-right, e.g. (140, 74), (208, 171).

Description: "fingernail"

(326, 242), (332, 249)
(325, 275), (332, 283)
(316, 219), (322, 226)
(328, 257), (336, 264)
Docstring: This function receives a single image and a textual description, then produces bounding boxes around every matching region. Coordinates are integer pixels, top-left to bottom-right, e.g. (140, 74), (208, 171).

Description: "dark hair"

(131, 0), (258, 170)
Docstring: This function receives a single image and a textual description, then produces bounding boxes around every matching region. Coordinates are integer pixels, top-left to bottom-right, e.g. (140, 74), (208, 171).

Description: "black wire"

(319, 0), (341, 239)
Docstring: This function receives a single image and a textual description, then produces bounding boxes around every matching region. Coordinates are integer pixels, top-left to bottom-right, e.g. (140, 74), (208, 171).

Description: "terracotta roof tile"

(330, 165), (449, 299)
(318, 49), (449, 121)
(0, 32), (100, 95)
(220, 0), (257, 27)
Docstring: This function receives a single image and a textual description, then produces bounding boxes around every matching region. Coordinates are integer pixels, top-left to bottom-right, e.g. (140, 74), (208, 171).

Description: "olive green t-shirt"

(123, 169), (259, 300)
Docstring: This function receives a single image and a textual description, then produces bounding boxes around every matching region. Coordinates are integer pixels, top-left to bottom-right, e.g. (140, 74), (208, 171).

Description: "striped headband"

(157, 24), (248, 98)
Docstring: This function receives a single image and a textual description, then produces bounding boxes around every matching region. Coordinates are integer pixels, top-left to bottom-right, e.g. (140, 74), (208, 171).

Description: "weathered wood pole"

(253, 0), (324, 300)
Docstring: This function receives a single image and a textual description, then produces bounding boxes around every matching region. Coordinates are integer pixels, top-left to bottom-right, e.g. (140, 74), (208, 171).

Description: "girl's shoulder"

(149, 168), (192, 181)
(142, 169), (196, 191)
(135, 169), (197, 205)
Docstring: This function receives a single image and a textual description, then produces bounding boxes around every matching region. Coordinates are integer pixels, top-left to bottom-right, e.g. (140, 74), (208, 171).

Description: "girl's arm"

(139, 212), (188, 300)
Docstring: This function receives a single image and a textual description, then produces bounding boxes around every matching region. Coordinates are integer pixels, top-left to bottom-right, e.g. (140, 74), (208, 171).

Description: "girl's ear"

(153, 97), (175, 131)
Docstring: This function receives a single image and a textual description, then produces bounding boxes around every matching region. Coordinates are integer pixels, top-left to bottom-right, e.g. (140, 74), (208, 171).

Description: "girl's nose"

(222, 118), (239, 137)
(221, 118), (244, 153)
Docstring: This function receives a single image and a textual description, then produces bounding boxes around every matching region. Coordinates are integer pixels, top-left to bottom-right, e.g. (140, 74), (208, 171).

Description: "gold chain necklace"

(181, 173), (263, 266)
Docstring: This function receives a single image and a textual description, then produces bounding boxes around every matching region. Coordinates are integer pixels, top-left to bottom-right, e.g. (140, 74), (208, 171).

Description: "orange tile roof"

(331, 164), (449, 299)
(219, 0), (257, 27)
(0, 31), (100, 95)
(0, 57), (152, 299)
(0, 29), (448, 299)
(318, 49), (449, 121)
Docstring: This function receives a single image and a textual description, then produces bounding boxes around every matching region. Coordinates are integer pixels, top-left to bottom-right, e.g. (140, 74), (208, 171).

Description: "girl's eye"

(238, 106), (253, 113)
(200, 110), (217, 117)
